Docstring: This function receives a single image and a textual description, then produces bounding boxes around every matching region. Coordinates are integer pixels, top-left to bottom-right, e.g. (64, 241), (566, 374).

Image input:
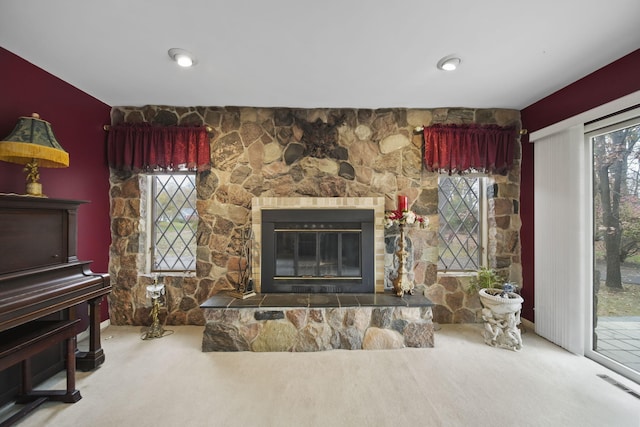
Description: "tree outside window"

(147, 173), (197, 272)
(438, 175), (486, 271)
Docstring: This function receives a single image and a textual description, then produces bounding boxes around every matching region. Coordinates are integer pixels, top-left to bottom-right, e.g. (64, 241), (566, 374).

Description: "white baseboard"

(521, 318), (535, 333)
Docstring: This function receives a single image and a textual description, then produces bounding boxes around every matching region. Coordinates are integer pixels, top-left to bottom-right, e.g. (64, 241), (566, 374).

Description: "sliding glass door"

(588, 110), (640, 383)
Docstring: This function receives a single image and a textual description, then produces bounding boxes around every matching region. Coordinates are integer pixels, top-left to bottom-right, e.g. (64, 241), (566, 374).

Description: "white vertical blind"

(530, 91), (639, 358)
(533, 125), (588, 355)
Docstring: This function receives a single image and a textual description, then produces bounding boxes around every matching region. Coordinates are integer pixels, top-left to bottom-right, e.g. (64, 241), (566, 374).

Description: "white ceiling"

(1, 0), (639, 110)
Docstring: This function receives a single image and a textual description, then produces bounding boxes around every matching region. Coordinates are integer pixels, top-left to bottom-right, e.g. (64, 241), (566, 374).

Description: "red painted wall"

(0, 47), (112, 320)
(520, 49), (640, 322)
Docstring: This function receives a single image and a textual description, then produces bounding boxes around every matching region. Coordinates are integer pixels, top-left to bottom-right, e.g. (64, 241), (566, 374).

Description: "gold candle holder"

(142, 276), (168, 340)
(392, 223), (415, 297)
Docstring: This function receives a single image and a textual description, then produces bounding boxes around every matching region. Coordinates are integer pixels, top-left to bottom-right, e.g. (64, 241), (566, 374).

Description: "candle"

(398, 195), (408, 212)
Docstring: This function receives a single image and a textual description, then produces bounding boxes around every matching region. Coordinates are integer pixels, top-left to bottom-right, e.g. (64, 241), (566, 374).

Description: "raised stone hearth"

(201, 293), (434, 351)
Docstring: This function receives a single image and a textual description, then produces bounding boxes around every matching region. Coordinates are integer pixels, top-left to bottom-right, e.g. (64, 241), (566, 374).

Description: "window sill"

(148, 272), (197, 278)
(437, 271), (475, 278)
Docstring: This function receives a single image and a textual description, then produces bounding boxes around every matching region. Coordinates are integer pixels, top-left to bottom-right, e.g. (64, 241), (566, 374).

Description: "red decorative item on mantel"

(397, 195), (408, 212)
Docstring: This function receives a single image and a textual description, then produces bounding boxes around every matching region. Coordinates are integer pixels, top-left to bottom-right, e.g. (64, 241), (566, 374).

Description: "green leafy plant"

(467, 267), (503, 294)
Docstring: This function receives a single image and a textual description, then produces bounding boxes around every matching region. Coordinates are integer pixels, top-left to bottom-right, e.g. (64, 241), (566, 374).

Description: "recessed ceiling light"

(437, 56), (461, 71)
(168, 48), (197, 68)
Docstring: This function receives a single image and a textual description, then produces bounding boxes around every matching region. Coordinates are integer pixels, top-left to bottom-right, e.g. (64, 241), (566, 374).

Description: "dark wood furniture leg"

(76, 297), (106, 371)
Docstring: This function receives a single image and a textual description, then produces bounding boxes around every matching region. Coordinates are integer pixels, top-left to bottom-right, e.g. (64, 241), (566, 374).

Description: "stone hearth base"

(200, 293), (434, 352)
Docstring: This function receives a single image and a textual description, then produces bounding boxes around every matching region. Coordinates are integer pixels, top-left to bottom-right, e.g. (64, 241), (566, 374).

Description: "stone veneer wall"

(107, 106), (522, 326)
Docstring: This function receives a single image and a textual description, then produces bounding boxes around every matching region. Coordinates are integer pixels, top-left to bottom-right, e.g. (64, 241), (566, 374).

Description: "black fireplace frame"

(261, 209), (375, 293)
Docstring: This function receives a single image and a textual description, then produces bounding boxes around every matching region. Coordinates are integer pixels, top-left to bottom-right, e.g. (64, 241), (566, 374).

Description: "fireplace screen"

(275, 227), (361, 278)
(261, 209), (374, 293)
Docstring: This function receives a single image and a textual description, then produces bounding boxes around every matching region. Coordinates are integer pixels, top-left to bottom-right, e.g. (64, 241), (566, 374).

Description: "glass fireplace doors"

(261, 209), (375, 293)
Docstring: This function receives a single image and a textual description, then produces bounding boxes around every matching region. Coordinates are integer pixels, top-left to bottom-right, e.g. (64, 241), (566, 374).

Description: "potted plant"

(467, 266), (502, 294)
(468, 267), (524, 351)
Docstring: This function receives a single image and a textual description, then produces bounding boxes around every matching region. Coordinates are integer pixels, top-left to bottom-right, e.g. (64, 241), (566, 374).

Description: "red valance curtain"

(423, 124), (517, 175)
(107, 123), (211, 172)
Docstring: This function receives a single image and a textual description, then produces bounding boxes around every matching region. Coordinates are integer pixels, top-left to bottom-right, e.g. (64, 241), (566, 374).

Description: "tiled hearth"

(200, 292), (434, 352)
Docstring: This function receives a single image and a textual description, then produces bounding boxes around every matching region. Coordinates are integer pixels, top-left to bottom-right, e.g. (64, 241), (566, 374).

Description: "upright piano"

(0, 195), (111, 406)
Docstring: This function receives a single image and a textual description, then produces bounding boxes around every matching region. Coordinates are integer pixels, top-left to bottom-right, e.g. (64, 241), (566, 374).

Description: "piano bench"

(0, 319), (81, 427)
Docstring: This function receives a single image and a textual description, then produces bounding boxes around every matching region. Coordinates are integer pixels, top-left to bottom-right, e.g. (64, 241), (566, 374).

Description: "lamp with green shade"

(0, 113), (69, 197)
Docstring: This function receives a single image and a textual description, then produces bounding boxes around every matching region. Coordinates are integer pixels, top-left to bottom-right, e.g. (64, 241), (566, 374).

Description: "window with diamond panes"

(150, 173), (197, 272)
(438, 176), (484, 271)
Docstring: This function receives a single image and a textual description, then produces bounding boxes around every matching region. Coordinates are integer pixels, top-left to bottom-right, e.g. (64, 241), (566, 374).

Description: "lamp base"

(25, 182), (45, 197)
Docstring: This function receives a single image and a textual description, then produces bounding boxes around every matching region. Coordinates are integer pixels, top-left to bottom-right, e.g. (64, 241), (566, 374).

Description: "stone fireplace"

(199, 196), (437, 352)
(251, 197), (386, 293)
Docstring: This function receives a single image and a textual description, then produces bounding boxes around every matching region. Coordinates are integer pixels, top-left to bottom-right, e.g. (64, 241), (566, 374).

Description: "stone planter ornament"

(385, 195), (427, 297)
(479, 288), (524, 351)
(468, 268), (524, 351)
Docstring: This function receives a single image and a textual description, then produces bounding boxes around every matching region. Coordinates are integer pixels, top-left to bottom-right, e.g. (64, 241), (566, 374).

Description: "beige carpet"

(4, 324), (640, 427)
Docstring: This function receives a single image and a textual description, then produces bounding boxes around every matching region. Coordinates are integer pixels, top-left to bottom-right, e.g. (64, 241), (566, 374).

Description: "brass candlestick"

(142, 276), (169, 340)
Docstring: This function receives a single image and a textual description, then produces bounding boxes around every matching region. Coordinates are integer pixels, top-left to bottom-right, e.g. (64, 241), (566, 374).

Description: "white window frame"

(584, 106), (640, 384)
(142, 172), (198, 275)
(437, 174), (489, 273)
